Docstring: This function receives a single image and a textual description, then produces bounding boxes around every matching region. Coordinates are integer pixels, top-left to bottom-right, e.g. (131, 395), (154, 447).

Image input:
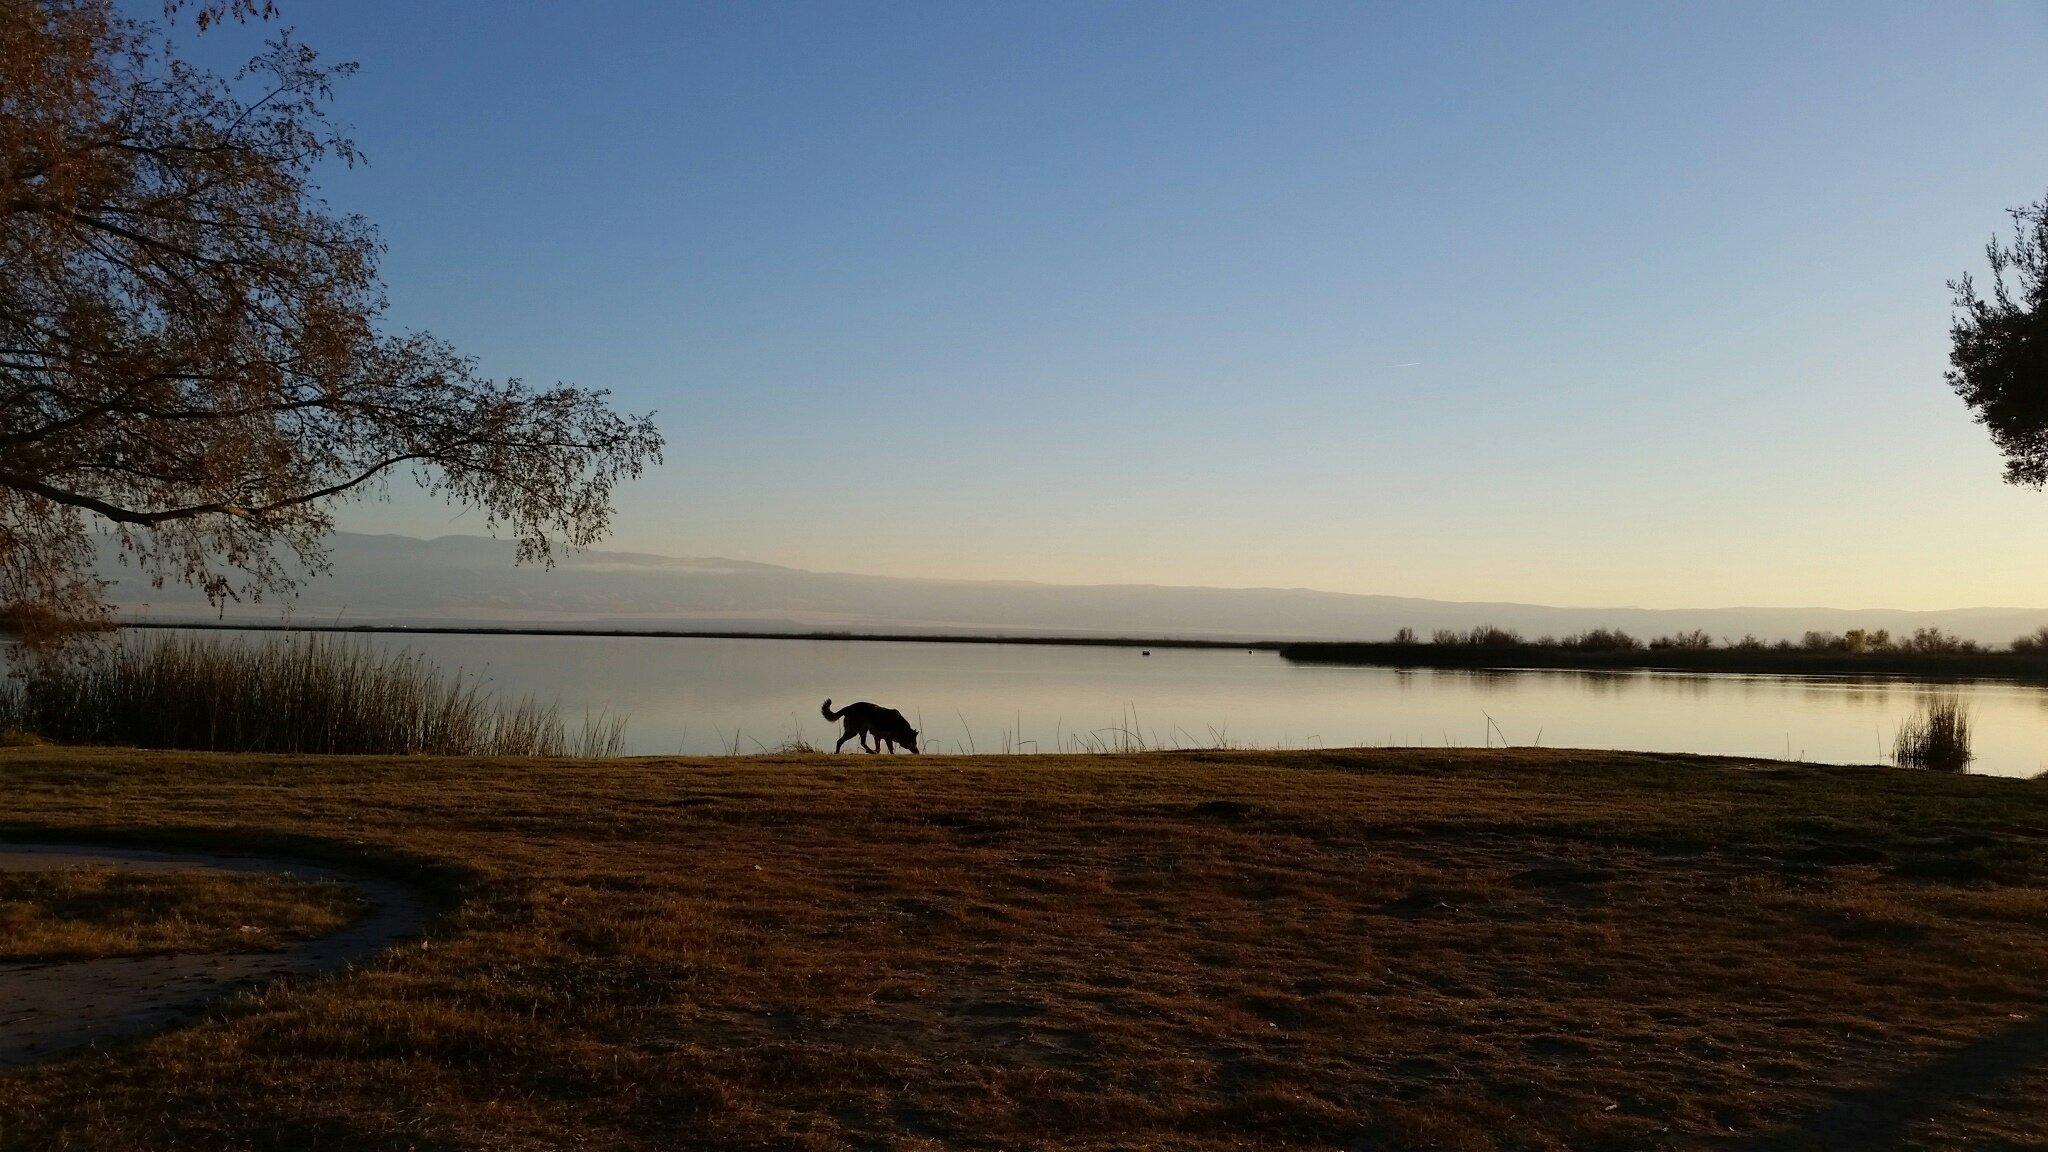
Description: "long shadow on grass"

(1738, 1009), (2048, 1150)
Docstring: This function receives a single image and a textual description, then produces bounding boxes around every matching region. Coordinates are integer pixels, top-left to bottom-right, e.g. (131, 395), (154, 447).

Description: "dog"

(821, 699), (920, 754)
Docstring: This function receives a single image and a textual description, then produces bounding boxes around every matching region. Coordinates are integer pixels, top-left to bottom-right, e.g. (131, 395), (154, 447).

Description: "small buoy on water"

(1141, 650), (1151, 656)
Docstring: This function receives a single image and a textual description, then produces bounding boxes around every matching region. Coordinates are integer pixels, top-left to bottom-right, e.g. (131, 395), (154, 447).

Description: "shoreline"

(114, 620), (1279, 650)
(103, 620), (2048, 682)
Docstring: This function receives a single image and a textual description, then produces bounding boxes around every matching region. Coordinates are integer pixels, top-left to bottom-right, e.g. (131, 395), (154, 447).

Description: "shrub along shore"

(1280, 625), (2048, 680)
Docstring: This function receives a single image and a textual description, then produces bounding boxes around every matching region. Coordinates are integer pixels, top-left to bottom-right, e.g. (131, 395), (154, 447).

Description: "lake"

(153, 630), (2048, 777)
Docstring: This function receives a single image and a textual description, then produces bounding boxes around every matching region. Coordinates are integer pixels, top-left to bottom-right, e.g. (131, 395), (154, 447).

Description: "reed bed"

(1894, 695), (1973, 772)
(0, 634), (627, 757)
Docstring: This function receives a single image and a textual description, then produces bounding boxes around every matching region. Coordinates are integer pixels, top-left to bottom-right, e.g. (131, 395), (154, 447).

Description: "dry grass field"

(0, 746), (2044, 1150)
(0, 865), (364, 962)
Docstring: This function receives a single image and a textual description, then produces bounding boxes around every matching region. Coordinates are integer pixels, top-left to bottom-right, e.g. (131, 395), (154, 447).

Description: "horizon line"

(311, 530), (2048, 617)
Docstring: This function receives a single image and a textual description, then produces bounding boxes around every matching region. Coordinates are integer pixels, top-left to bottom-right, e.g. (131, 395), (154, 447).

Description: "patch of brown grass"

(0, 866), (366, 961)
(0, 747), (2043, 1149)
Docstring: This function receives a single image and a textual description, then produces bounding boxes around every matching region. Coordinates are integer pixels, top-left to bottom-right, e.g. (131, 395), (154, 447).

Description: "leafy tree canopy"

(1950, 191), (2048, 490)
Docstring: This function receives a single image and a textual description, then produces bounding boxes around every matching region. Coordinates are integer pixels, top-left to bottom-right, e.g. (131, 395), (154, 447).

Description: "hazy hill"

(103, 532), (2048, 645)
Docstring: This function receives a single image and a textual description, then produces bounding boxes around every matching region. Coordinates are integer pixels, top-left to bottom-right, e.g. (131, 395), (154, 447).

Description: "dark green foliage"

(1949, 191), (2048, 488)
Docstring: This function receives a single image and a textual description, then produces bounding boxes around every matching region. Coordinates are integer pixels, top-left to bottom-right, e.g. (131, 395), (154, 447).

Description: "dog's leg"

(834, 730), (853, 753)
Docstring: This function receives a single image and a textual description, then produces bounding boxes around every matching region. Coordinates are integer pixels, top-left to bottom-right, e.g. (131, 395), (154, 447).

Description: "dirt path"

(0, 842), (429, 1065)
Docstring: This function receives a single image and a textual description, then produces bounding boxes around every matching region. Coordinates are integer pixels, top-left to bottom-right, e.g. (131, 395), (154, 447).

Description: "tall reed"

(1893, 696), (1971, 773)
(0, 634), (627, 756)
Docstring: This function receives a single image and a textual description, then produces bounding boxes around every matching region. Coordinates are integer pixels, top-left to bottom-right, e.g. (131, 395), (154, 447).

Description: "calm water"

(174, 631), (2048, 776)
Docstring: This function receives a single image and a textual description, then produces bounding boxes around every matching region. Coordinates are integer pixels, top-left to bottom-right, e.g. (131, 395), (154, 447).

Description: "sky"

(166, 2), (2048, 609)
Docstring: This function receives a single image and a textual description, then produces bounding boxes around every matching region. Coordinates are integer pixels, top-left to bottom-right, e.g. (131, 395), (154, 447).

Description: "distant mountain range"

(101, 531), (2048, 646)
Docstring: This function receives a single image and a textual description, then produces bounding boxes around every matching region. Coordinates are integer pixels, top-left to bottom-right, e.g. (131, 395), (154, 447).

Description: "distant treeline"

(1279, 625), (2048, 680)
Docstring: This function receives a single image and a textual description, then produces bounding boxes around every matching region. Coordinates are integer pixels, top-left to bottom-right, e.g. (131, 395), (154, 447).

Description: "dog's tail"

(821, 698), (843, 721)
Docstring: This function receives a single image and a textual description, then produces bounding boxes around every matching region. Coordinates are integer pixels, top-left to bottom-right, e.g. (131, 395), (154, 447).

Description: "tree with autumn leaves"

(0, 0), (661, 640)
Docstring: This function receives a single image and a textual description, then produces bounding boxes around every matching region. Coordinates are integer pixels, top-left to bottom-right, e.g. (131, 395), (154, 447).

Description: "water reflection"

(72, 631), (2048, 777)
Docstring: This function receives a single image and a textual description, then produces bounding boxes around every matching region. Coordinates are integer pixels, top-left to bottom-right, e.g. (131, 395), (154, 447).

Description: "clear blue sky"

(172, 2), (2048, 608)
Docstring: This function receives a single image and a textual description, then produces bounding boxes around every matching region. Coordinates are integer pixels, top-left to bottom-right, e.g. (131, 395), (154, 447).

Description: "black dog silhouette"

(820, 699), (920, 753)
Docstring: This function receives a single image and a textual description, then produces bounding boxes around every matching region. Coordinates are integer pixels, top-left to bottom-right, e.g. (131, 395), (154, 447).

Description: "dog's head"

(903, 728), (921, 754)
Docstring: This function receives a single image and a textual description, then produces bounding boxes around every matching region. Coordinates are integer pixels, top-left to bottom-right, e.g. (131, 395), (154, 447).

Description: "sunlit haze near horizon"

(170, 2), (2048, 610)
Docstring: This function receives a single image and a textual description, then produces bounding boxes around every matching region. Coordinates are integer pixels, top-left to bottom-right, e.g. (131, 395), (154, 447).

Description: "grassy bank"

(0, 867), (364, 962)
(1278, 640), (2048, 680)
(0, 747), (2044, 1149)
